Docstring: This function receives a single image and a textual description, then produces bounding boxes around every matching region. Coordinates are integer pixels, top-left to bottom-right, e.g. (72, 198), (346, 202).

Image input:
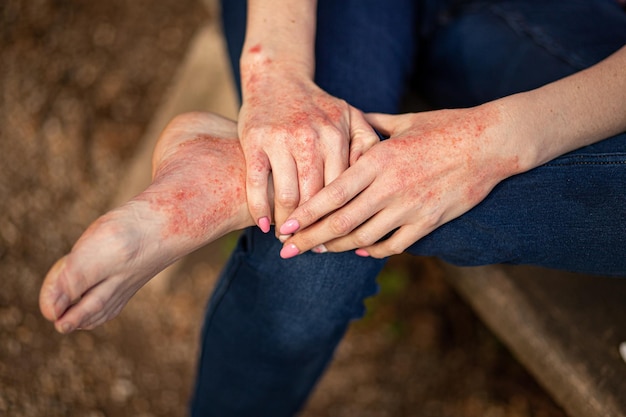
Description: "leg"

(191, 1), (419, 415)
(39, 113), (255, 333)
(406, 0), (626, 275)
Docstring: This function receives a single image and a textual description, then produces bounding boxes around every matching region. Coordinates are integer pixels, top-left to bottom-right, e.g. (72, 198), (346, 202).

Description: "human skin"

(239, 0), (378, 236)
(279, 45), (626, 259)
(39, 113), (258, 334)
(40, 44), (626, 333)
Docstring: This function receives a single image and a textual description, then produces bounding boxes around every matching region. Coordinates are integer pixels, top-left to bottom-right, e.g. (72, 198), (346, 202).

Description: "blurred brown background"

(0, 1), (568, 416)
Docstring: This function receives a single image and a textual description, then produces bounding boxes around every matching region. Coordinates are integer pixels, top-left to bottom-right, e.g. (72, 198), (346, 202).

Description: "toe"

(39, 257), (72, 322)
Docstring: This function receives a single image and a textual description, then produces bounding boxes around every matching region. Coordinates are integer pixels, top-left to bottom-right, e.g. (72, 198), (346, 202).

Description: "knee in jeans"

(265, 319), (340, 361)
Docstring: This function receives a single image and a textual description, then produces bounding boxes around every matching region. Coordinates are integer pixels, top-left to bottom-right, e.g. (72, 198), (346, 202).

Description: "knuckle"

(352, 229), (374, 247)
(298, 205), (318, 224)
(322, 125), (343, 141)
(248, 201), (267, 215)
(328, 213), (355, 236)
(242, 125), (269, 140)
(276, 192), (299, 209)
(247, 171), (267, 188)
(384, 241), (406, 256)
(326, 183), (350, 206)
(422, 211), (443, 231)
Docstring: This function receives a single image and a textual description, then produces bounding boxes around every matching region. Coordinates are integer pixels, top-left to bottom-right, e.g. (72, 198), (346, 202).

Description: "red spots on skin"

(144, 134), (246, 241)
(248, 43), (262, 54)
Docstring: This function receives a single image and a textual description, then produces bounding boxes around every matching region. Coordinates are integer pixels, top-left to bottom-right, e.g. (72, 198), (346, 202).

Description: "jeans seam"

(201, 253), (245, 336)
(545, 153), (626, 167)
(546, 161), (626, 166)
(487, 4), (590, 70)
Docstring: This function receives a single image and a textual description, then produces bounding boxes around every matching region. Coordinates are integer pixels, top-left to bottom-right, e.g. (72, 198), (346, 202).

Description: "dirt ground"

(0, 1), (569, 416)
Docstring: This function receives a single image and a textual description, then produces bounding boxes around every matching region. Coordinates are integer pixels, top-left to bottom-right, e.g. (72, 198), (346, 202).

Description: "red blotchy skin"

(376, 106), (518, 215)
(248, 43), (262, 54)
(141, 135), (245, 240)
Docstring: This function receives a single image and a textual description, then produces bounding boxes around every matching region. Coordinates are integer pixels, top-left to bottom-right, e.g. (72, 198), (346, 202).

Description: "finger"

(321, 129), (349, 186)
(270, 153), (300, 235)
(280, 185), (382, 257)
(348, 108), (380, 165)
(319, 208), (404, 254)
(278, 162), (376, 236)
(245, 151), (273, 233)
(363, 112), (399, 137)
(297, 156), (325, 205)
(359, 224), (427, 259)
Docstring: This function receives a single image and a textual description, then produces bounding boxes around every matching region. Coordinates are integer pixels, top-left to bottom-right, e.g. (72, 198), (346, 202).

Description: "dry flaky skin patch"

(0, 1), (566, 416)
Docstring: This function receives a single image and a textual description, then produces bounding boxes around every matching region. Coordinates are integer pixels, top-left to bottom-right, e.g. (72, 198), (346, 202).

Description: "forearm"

(502, 45), (626, 172)
(241, 0), (317, 89)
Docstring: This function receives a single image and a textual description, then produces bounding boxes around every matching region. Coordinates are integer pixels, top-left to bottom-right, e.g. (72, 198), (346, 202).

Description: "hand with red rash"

(278, 104), (528, 259)
(238, 59), (379, 236)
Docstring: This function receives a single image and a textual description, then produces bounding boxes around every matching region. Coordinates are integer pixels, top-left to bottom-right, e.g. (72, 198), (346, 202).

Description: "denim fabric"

(406, 0), (626, 274)
(191, 1), (626, 415)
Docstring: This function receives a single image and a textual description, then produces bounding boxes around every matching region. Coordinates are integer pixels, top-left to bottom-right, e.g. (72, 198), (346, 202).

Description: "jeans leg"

(192, 1), (419, 415)
(420, 0), (626, 107)
(406, 0), (626, 276)
(191, 229), (384, 416)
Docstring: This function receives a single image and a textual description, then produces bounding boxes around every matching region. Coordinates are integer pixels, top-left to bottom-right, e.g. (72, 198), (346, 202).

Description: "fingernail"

(278, 234), (291, 243)
(279, 219), (300, 235)
(258, 217), (271, 233)
(280, 244), (300, 259)
(355, 248), (370, 257)
(311, 244), (328, 254)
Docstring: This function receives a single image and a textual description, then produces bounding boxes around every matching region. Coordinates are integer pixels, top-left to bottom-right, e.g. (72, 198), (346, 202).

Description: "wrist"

(240, 53), (314, 101)
(242, 0), (316, 81)
(485, 95), (548, 175)
(240, 47), (313, 80)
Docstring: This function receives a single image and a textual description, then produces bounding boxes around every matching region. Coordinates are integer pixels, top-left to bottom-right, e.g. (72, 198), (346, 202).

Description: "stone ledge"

(442, 263), (626, 417)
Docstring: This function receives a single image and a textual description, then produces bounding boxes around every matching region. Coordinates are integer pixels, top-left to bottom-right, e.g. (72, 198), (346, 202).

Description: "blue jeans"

(191, 1), (626, 415)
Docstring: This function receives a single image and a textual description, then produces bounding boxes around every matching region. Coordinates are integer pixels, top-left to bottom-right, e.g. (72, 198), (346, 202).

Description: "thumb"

(363, 112), (399, 138)
(348, 107), (380, 165)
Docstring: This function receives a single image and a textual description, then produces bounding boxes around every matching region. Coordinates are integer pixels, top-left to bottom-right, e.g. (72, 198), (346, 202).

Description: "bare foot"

(39, 112), (254, 333)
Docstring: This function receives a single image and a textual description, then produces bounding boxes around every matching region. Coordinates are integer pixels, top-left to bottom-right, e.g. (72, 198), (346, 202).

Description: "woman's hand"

(239, 60), (378, 234)
(278, 104), (529, 258)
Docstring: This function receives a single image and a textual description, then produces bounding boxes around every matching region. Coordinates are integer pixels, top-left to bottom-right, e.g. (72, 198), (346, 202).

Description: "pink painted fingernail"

(279, 219), (300, 235)
(355, 248), (370, 257)
(311, 244), (328, 254)
(258, 217), (271, 233)
(278, 234), (291, 243)
(280, 244), (300, 259)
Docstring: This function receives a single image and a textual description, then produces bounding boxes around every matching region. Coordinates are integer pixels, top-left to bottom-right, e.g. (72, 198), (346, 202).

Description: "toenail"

(355, 248), (370, 257)
(60, 322), (74, 334)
